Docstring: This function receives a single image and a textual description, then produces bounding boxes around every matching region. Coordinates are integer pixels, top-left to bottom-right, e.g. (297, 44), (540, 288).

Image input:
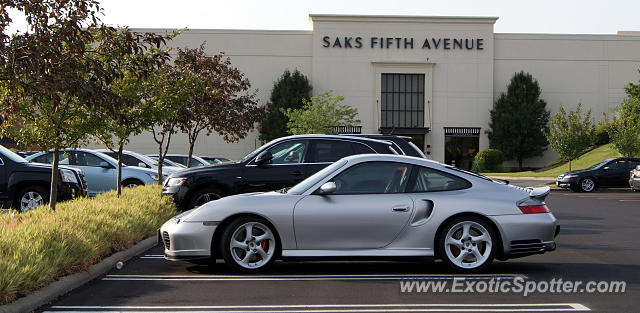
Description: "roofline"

(309, 14), (498, 25)
(273, 134), (393, 146)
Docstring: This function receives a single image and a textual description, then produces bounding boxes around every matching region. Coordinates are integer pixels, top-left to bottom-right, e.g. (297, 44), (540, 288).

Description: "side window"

(331, 162), (411, 194)
(32, 152), (70, 165)
(191, 158), (206, 167)
(122, 154), (143, 167)
(168, 156), (187, 166)
(351, 142), (375, 155)
(265, 140), (308, 164)
(607, 160), (626, 170)
(310, 140), (354, 163)
(32, 153), (52, 164)
(75, 152), (107, 167)
(411, 166), (471, 192)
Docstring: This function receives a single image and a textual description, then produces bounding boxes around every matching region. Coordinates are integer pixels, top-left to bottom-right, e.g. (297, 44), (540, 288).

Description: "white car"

(27, 149), (164, 196)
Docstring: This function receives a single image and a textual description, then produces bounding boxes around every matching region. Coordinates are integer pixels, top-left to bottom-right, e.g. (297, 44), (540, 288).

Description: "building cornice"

(309, 14), (498, 25)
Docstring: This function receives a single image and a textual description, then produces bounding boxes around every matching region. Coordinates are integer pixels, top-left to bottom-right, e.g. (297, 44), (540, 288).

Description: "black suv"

(163, 135), (397, 210)
(0, 145), (87, 211)
(556, 157), (640, 192)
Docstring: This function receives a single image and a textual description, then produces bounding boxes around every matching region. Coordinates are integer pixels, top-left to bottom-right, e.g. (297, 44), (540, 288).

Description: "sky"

(89, 0), (640, 34)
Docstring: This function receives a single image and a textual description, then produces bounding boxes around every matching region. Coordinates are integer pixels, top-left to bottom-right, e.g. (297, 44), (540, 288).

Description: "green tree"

(544, 103), (593, 171)
(259, 69), (311, 141)
(91, 27), (172, 196)
(283, 91), (360, 135)
(608, 97), (640, 157)
(0, 0), (111, 210)
(625, 69), (640, 99)
(488, 71), (550, 170)
(173, 45), (264, 167)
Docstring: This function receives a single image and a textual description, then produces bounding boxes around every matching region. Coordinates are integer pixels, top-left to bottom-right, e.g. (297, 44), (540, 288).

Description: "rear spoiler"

(526, 186), (551, 200)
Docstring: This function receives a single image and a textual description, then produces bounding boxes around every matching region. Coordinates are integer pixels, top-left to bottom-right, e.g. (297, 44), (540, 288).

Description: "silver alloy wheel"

(444, 221), (492, 269)
(229, 222), (276, 269)
(580, 178), (595, 192)
(194, 192), (222, 207)
(125, 183), (139, 188)
(20, 191), (44, 212)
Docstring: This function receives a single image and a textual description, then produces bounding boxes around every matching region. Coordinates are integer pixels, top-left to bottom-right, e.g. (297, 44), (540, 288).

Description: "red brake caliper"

(450, 231), (460, 256)
(261, 240), (268, 251)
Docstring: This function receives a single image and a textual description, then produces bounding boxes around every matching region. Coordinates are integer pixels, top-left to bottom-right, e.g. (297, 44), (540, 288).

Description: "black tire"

(187, 187), (225, 210)
(436, 215), (498, 273)
(579, 177), (596, 192)
(122, 179), (144, 189)
(219, 216), (278, 272)
(15, 185), (49, 212)
(570, 185), (581, 192)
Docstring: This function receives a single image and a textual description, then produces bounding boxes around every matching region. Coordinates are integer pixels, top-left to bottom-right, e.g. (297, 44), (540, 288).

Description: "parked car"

(16, 151), (39, 158)
(339, 134), (426, 158)
(0, 145), (87, 211)
(95, 149), (183, 174)
(163, 134), (398, 210)
(27, 149), (162, 196)
(556, 157), (640, 192)
(147, 154), (209, 168)
(201, 156), (232, 164)
(630, 165), (640, 192)
(160, 154), (559, 273)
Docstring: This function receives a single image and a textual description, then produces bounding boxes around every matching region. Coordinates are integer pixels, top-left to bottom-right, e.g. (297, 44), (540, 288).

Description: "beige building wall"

(494, 33), (640, 167)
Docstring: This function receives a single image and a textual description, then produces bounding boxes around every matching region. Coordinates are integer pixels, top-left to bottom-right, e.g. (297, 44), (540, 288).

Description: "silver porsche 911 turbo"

(160, 154), (559, 273)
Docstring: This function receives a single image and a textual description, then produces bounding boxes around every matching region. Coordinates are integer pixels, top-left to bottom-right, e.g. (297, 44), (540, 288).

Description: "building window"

(381, 73), (424, 129)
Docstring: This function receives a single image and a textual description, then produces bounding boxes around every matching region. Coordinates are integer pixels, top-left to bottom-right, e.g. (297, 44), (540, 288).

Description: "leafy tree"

(608, 97), (640, 157)
(91, 27), (172, 196)
(259, 69), (312, 142)
(488, 71), (550, 170)
(145, 66), (207, 178)
(625, 69), (640, 99)
(0, 0), (111, 210)
(173, 45), (264, 167)
(283, 91), (360, 135)
(544, 103), (593, 171)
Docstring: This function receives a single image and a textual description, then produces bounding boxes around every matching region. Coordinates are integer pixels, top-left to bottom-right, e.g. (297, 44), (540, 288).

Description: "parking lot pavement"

(38, 191), (639, 313)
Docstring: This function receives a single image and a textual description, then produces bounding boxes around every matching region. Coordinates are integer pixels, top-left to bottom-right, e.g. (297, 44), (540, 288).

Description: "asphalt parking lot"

(38, 190), (639, 313)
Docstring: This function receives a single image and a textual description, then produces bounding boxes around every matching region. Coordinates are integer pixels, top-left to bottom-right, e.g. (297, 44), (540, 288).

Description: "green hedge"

(472, 149), (504, 172)
(0, 185), (177, 305)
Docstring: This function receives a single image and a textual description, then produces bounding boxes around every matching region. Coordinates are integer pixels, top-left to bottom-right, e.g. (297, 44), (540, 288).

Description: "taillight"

(518, 204), (550, 214)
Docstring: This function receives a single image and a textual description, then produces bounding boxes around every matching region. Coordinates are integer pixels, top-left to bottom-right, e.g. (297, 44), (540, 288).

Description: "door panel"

(293, 194), (414, 249)
(72, 152), (115, 195)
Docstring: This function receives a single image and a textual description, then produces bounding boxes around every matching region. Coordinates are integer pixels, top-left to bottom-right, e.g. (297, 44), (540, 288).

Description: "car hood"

(182, 191), (301, 222)
(559, 169), (594, 176)
(168, 162), (243, 177)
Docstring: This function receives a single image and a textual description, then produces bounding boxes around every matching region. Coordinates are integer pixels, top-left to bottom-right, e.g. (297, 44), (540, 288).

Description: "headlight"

(166, 177), (187, 187)
(60, 169), (78, 184)
(567, 174), (578, 178)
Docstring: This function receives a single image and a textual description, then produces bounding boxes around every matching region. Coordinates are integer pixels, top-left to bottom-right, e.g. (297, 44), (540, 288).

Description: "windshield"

(239, 141), (271, 163)
(288, 160), (348, 195)
(587, 159), (612, 170)
(0, 145), (28, 163)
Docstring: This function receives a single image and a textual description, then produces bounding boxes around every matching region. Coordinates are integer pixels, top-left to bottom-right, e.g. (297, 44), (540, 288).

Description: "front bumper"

(162, 185), (189, 209)
(556, 177), (578, 189)
(159, 217), (218, 261)
(490, 213), (559, 259)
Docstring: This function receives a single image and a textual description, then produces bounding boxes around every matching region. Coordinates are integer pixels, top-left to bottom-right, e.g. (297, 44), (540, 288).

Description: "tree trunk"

(568, 159), (572, 172)
(518, 157), (523, 171)
(49, 148), (59, 211)
(117, 144), (124, 197)
(187, 139), (195, 168)
(157, 141), (164, 186)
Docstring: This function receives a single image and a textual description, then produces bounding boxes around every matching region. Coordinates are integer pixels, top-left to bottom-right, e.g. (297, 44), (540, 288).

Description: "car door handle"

(392, 206), (409, 212)
(292, 171), (303, 176)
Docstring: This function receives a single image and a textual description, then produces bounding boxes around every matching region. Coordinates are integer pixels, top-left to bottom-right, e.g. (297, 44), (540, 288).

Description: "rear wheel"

(122, 179), (143, 189)
(437, 216), (497, 273)
(579, 177), (596, 192)
(220, 217), (278, 272)
(16, 186), (49, 212)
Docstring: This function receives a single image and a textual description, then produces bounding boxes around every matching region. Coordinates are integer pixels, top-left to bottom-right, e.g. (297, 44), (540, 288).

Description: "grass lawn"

(482, 144), (621, 178)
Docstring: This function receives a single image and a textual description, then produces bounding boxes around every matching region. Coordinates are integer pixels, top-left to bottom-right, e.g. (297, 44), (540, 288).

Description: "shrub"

(472, 149), (505, 172)
(592, 122), (611, 146)
(0, 185), (177, 305)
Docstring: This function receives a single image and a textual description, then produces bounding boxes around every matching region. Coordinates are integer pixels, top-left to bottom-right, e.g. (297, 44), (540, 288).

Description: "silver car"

(27, 149), (162, 196)
(95, 149), (183, 174)
(160, 154), (559, 273)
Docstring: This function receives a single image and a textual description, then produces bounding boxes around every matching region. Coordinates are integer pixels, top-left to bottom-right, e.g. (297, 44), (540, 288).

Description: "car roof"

(339, 134), (412, 141)
(341, 153), (443, 168)
(270, 134), (393, 146)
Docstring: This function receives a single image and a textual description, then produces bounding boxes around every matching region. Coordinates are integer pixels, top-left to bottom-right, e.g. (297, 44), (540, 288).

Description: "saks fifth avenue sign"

(321, 36), (484, 50)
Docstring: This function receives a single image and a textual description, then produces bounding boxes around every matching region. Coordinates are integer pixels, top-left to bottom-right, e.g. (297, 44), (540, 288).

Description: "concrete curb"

(0, 235), (159, 313)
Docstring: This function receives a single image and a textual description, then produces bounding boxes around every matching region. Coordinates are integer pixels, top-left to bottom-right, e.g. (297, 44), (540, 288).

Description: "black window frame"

(381, 73), (425, 129)
(325, 161), (414, 195)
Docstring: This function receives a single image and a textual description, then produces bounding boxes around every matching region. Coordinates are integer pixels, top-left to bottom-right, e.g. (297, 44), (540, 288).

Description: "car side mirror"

(603, 167), (609, 171)
(636, 165), (640, 171)
(99, 161), (112, 169)
(254, 151), (272, 167)
(318, 182), (337, 195)
(138, 162), (148, 168)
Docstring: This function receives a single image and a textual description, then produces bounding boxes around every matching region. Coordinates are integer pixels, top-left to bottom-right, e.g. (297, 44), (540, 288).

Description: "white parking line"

(45, 303), (590, 312)
(101, 273), (528, 282)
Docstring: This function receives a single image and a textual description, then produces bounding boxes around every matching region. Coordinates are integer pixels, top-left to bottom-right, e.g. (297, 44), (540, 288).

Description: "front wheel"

(16, 186), (49, 212)
(579, 177), (596, 192)
(437, 216), (497, 272)
(122, 179), (143, 189)
(188, 187), (225, 210)
(220, 217), (278, 272)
